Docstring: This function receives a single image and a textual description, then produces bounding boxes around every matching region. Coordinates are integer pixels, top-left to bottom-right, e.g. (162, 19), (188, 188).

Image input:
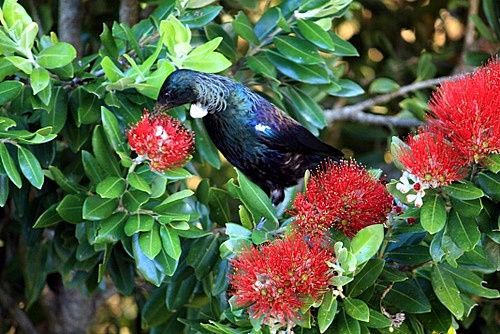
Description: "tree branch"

(324, 75), (462, 127)
(0, 282), (38, 334)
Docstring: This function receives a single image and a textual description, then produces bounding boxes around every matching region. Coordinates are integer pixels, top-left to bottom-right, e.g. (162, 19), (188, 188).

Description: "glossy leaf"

(384, 281), (431, 313)
(128, 172), (152, 194)
(36, 42), (76, 69)
(232, 11), (259, 44)
(254, 7), (280, 41)
(101, 107), (128, 154)
(450, 197), (482, 217)
(274, 36), (324, 64)
(124, 214), (155, 236)
(122, 190), (149, 212)
(0, 80), (23, 106)
(348, 258), (384, 297)
(33, 203), (62, 228)
(82, 150), (104, 185)
(296, 19), (335, 51)
(440, 263), (500, 299)
(160, 225), (182, 260)
(318, 291), (338, 333)
(448, 210), (481, 251)
(477, 171), (500, 202)
(366, 309), (392, 328)
(192, 118), (221, 168)
(132, 233), (165, 286)
(17, 145), (44, 189)
(56, 194), (84, 224)
(96, 176), (126, 199)
(344, 298), (370, 322)
(94, 212), (127, 243)
(420, 194), (447, 234)
(350, 224), (384, 265)
(180, 6), (222, 28)
(139, 224), (162, 259)
(267, 50), (330, 84)
(369, 77), (400, 94)
(329, 32), (359, 56)
(229, 168), (278, 224)
(431, 263), (464, 319)
(186, 234), (220, 279)
(82, 196), (118, 221)
(443, 181), (484, 200)
(30, 67), (50, 95)
(0, 142), (22, 188)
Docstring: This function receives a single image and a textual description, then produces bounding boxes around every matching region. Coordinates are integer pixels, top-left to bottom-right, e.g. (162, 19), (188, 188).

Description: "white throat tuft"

(190, 103), (209, 118)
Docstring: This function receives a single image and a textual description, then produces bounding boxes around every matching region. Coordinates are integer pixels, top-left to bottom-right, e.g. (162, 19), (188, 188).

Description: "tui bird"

(153, 69), (343, 205)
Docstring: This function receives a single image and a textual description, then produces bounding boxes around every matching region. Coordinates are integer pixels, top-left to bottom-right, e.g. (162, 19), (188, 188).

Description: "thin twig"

(324, 74), (464, 127)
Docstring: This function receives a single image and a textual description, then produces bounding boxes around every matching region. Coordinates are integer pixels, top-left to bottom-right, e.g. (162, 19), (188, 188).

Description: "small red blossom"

(229, 237), (334, 329)
(127, 110), (194, 172)
(291, 160), (393, 238)
(394, 129), (468, 189)
(427, 57), (500, 163)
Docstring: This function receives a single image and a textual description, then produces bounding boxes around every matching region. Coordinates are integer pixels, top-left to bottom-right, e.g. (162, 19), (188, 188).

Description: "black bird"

(154, 69), (343, 205)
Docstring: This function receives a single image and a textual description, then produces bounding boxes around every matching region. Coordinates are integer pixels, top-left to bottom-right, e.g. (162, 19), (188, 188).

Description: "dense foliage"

(0, 0), (499, 333)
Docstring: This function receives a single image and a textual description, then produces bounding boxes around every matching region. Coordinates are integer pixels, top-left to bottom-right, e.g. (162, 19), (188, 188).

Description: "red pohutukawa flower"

(427, 57), (500, 163)
(291, 160), (393, 238)
(229, 237), (334, 330)
(394, 129), (468, 189)
(127, 110), (194, 171)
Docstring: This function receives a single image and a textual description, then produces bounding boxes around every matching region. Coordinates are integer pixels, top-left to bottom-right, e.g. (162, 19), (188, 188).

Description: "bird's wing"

(255, 105), (343, 158)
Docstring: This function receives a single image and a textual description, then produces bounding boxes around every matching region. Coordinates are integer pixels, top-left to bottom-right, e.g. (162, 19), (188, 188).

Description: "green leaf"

(132, 233), (165, 286)
(33, 203), (62, 228)
(267, 50), (330, 84)
(141, 286), (169, 327)
(420, 194), (447, 234)
(5, 56), (33, 74)
(384, 281), (431, 313)
(192, 118), (221, 168)
(318, 291), (338, 333)
(47, 165), (84, 194)
(180, 6), (222, 29)
(139, 223), (162, 259)
(183, 51), (232, 73)
(0, 80), (23, 105)
(154, 189), (194, 213)
(254, 7), (280, 41)
(30, 67), (50, 95)
(369, 77), (400, 94)
(440, 263), (500, 299)
(124, 214), (154, 236)
(247, 55), (277, 79)
(232, 11), (259, 44)
(101, 56), (124, 82)
(284, 86), (327, 128)
(17, 145), (44, 189)
(447, 210), (481, 251)
(0, 142), (22, 188)
(350, 224), (384, 265)
(82, 150), (104, 185)
(208, 188), (232, 224)
(274, 36), (324, 64)
(127, 172), (152, 194)
(348, 258), (384, 297)
(416, 53), (437, 81)
(92, 125), (121, 177)
(56, 194), (84, 224)
(96, 176), (126, 198)
(186, 234), (220, 279)
(481, 153), (500, 173)
(82, 196), (119, 220)
(77, 88), (101, 125)
(336, 310), (360, 334)
(483, 235), (500, 270)
(101, 107), (128, 154)
(450, 197), (482, 217)
(122, 190), (149, 212)
(344, 298), (370, 322)
(329, 32), (359, 57)
(231, 168), (278, 224)
(477, 171), (500, 202)
(36, 42), (76, 69)
(329, 79), (364, 97)
(366, 309), (392, 328)
(296, 19), (335, 51)
(443, 181), (484, 200)
(160, 225), (182, 260)
(431, 263), (464, 319)
(94, 212), (127, 243)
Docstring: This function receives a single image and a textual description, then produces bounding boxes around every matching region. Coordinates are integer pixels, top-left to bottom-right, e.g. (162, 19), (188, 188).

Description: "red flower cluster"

(427, 58), (500, 163)
(127, 110), (194, 172)
(393, 130), (468, 189)
(291, 160), (393, 238)
(229, 237), (334, 329)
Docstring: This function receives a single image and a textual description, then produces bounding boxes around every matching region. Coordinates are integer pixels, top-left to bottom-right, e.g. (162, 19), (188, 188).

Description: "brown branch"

(324, 75), (463, 127)
(120, 0), (139, 26)
(0, 282), (39, 334)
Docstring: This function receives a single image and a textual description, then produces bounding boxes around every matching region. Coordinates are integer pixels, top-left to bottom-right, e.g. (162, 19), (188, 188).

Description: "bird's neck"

(194, 74), (236, 113)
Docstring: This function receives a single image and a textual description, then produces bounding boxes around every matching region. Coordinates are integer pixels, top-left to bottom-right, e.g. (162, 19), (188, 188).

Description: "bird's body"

(154, 69), (343, 204)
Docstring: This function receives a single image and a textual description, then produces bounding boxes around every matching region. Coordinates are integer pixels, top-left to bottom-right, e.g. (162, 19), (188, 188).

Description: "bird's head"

(154, 69), (234, 118)
(154, 69), (198, 115)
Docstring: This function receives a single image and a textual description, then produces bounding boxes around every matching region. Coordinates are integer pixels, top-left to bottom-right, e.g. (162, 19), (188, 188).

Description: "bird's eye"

(163, 91), (172, 100)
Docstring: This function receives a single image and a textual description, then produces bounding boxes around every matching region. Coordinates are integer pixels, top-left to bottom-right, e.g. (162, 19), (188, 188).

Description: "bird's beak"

(152, 102), (170, 117)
